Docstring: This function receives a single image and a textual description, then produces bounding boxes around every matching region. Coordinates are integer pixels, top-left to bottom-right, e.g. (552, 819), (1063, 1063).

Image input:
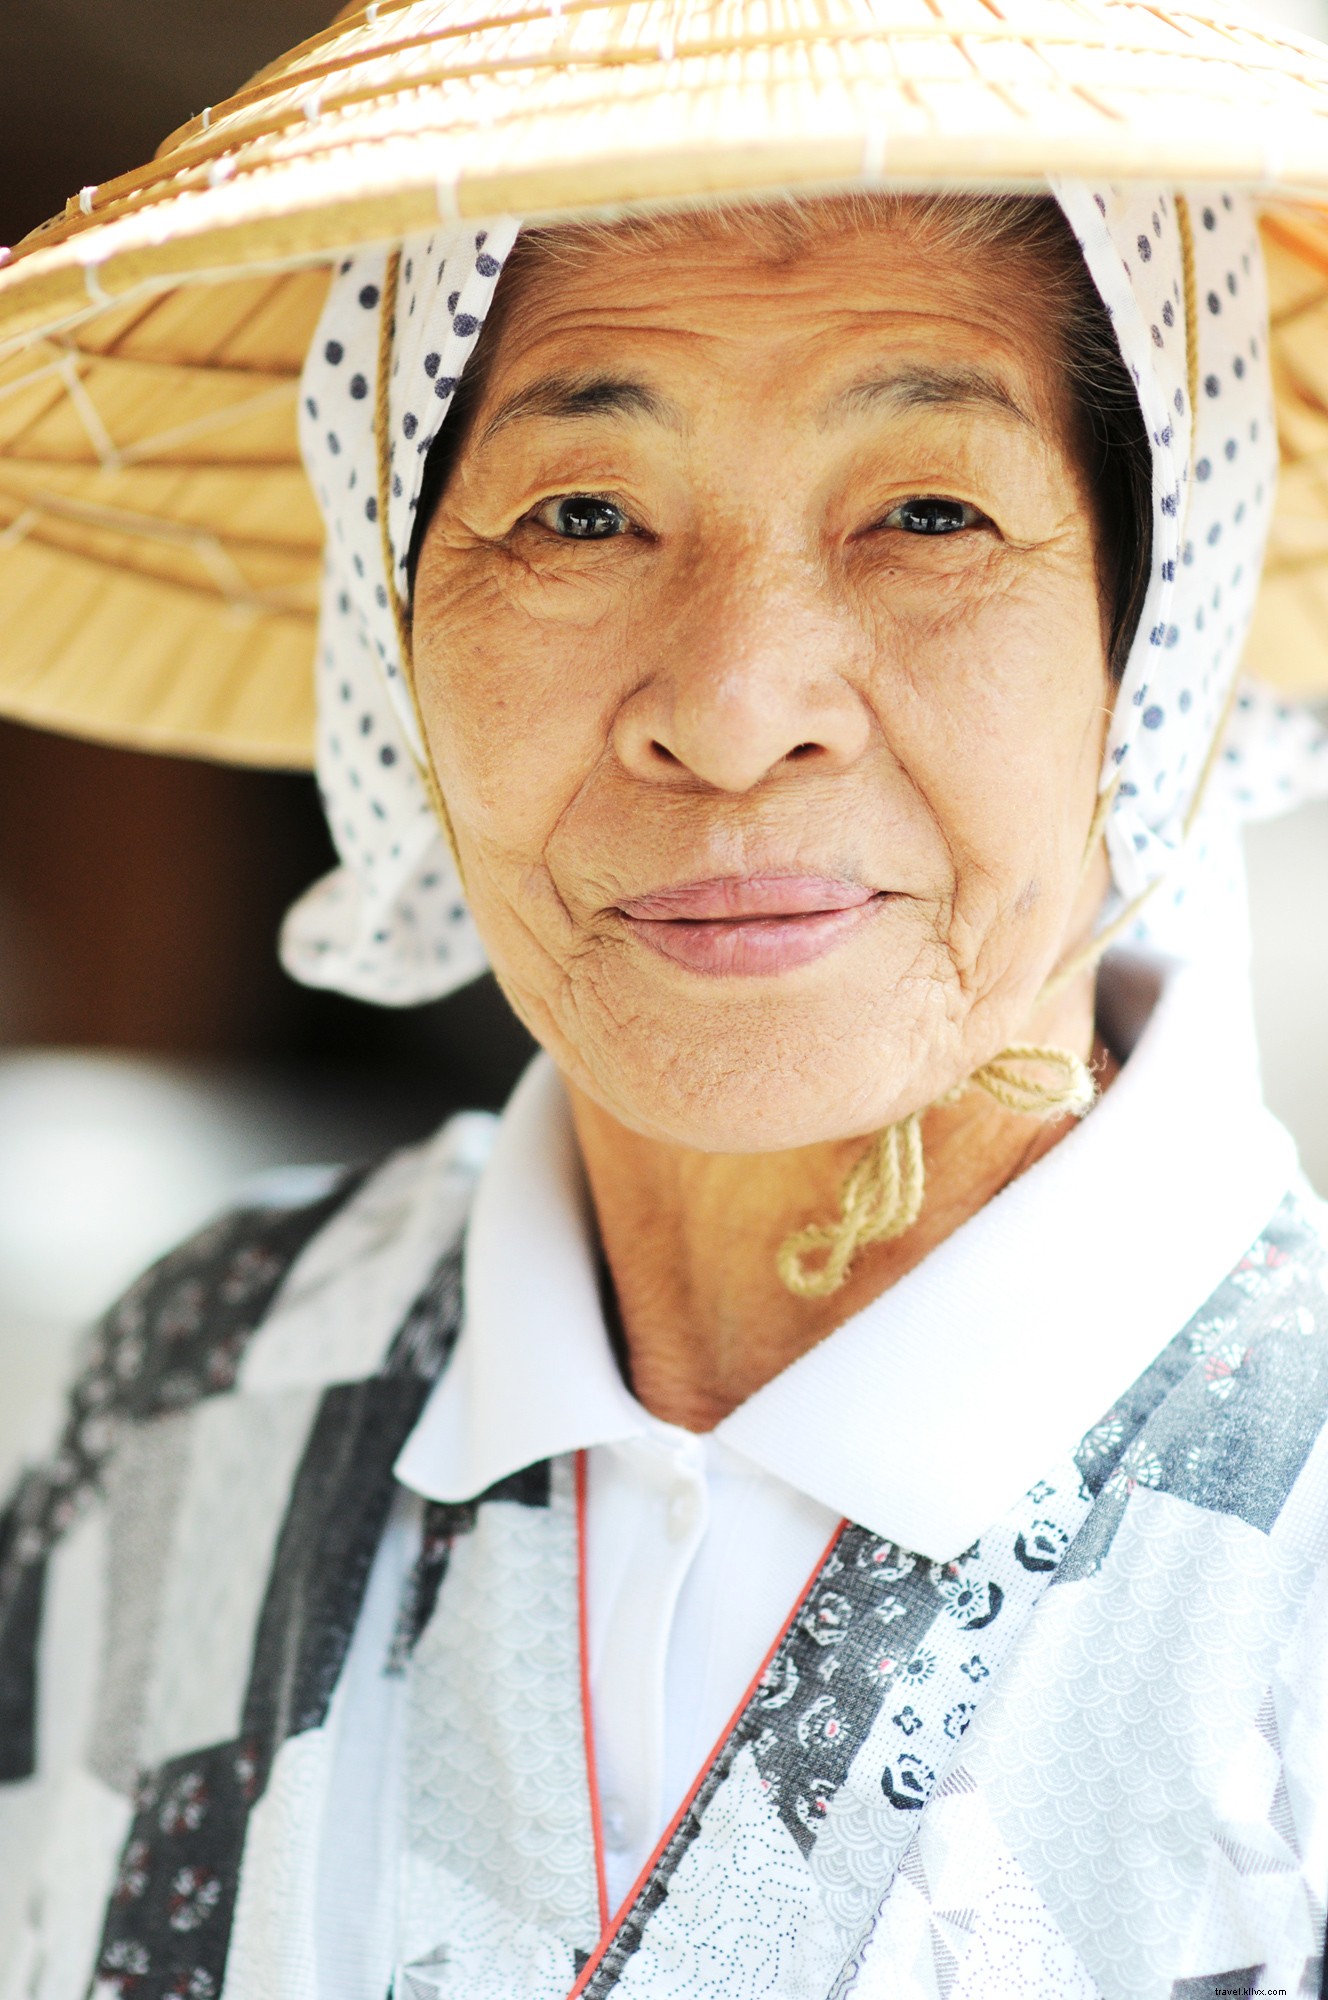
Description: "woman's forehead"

(472, 206), (1071, 431)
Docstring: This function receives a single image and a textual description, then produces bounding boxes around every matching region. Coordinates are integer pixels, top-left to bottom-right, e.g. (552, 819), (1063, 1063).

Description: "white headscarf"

(284, 187), (1328, 1005)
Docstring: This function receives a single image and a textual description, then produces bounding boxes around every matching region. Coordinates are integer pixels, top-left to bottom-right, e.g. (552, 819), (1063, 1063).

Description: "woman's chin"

(572, 1039), (920, 1156)
(505, 932), (963, 1151)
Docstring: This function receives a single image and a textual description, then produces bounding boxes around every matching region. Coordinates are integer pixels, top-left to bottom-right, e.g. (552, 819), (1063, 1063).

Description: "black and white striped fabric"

(0, 1117), (485, 2000)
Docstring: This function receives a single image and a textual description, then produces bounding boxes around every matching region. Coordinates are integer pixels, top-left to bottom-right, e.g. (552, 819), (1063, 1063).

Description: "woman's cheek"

(863, 563), (1104, 946)
(423, 628), (618, 870)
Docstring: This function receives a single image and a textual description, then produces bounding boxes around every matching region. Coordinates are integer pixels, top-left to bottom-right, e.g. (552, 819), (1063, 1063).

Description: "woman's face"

(414, 207), (1115, 1152)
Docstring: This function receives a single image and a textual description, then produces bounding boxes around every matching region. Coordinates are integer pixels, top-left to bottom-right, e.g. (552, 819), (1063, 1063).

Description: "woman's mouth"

(614, 874), (885, 976)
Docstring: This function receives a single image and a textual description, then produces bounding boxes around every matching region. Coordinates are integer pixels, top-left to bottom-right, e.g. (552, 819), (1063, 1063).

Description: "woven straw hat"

(2, 0), (1328, 770)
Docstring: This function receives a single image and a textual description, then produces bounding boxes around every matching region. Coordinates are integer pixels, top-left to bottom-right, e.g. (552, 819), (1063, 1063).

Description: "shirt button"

(666, 1485), (699, 1541)
(601, 1799), (631, 1852)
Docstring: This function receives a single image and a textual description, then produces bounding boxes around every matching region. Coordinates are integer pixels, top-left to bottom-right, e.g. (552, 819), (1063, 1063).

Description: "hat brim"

(3, 0), (1328, 768)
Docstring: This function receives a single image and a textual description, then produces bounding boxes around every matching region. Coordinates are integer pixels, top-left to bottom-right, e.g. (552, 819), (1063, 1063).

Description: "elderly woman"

(2, 5), (1328, 1999)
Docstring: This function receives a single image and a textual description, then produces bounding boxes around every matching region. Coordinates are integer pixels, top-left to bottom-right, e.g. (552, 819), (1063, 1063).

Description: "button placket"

(600, 1798), (632, 1854)
(585, 1433), (711, 1909)
(666, 1481), (701, 1542)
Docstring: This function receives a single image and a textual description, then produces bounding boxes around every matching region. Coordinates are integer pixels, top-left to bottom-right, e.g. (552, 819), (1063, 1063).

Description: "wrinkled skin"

(413, 206), (1115, 1420)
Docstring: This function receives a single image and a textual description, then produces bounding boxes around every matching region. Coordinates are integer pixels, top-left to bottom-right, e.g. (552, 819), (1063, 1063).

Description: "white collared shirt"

(389, 948), (1297, 1914)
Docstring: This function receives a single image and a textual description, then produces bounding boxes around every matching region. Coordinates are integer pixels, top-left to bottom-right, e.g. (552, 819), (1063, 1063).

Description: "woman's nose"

(611, 570), (873, 794)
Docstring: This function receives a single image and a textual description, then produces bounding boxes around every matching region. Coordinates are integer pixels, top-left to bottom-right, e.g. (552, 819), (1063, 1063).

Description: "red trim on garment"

(567, 1514), (849, 1997)
(576, 1448), (612, 1938)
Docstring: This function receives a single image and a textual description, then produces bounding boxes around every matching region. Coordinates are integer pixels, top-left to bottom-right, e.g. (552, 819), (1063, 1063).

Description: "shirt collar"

(393, 1051), (663, 1504)
(395, 952), (1297, 1561)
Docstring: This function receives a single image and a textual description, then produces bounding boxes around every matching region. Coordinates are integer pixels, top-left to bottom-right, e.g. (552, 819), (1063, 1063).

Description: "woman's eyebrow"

(479, 373), (683, 443)
(829, 364), (1034, 428)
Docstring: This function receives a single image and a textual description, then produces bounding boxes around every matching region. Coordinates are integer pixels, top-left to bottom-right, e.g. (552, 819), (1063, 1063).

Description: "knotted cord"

(777, 1045), (1097, 1299)
(777, 778), (1118, 1298)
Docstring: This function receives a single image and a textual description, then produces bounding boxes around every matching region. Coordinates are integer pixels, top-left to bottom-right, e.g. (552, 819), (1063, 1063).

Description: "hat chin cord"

(776, 783), (1117, 1303)
(775, 1041), (1101, 1301)
(779, 641), (1244, 1300)
(375, 255), (471, 880)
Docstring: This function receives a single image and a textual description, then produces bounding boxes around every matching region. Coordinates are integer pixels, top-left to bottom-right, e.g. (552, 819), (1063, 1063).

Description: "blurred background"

(0, 0), (1325, 1479)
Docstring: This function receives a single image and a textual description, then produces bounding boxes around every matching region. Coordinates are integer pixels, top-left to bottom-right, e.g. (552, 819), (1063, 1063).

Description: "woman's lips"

(615, 875), (885, 976)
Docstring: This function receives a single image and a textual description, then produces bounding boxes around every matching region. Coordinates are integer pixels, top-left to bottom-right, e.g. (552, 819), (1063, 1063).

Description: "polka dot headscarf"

(284, 188), (1328, 1005)
(287, 220), (519, 1004)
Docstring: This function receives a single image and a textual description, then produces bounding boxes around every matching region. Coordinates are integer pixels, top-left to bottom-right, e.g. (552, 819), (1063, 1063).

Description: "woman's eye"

(535, 496), (630, 539)
(883, 497), (982, 536)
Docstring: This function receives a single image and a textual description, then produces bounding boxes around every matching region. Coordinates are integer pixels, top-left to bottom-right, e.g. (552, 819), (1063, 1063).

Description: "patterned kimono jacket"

(1, 1116), (1326, 2000)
